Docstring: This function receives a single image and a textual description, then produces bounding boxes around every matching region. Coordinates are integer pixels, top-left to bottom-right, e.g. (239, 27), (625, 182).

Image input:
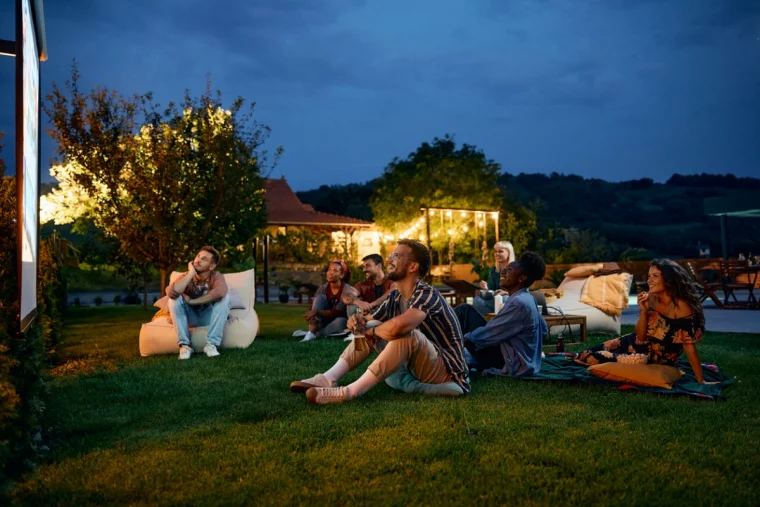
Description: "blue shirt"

(371, 280), (470, 393)
(464, 288), (548, 377)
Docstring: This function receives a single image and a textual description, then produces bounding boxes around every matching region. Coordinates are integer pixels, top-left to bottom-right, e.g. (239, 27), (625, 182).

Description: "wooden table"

(484, 312), (587, 343)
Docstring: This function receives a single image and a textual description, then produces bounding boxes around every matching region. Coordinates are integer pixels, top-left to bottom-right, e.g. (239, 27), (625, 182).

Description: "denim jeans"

(312, 295), (348, 336)
(168, 294), (230, 347)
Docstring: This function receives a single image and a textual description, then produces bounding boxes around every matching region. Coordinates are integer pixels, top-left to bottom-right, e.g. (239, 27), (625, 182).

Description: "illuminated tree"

(44, 67), (281, 294)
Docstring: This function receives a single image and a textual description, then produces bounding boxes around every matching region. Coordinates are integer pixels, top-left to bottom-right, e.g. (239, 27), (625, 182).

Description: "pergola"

(705, 192), (760, 259)
(419, 206), (501, 266)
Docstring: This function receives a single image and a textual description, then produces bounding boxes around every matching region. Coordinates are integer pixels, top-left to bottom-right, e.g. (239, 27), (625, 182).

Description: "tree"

(43, 67), (281, 294)
(370, 135), (504, 261)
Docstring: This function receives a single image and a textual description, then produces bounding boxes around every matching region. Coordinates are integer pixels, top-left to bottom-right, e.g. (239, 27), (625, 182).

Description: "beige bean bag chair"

(139, 269), (259, 356)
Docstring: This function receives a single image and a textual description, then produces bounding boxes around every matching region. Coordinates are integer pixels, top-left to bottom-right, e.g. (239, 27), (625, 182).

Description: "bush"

(94, 296), (103, 306)
(73, 297), (81, 307)
(123, 293), (140, 305)
(0, 172), (65, 494)
(113, 294), (121, 305)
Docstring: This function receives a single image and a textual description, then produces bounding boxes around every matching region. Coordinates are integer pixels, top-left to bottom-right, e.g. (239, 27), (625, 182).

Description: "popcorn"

(616, 353), (648, 365)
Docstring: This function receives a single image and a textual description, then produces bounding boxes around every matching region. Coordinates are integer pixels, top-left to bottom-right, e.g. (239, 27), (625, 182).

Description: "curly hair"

(650, 259), (705, 329)
(518, 251), (546, 286)
(397, 239), (432, 278)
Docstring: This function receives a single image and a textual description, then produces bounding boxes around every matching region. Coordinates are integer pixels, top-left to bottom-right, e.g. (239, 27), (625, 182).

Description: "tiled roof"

(264, 178), (374, 227)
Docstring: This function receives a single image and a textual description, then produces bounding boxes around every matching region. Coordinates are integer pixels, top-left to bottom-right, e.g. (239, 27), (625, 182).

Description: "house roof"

(264, 178), (374, 228)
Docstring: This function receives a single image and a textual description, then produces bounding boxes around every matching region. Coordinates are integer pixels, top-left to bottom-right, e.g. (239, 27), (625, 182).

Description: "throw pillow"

(565, 264), (603, 278)
(588, 362), (684, 389)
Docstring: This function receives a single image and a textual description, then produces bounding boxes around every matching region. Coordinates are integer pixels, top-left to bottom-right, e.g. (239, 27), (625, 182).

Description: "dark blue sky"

(1, 0), (759, 191)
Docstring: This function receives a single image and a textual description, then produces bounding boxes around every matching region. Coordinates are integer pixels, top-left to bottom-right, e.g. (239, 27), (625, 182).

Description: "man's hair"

(362, 253), (384, 267)
(397, 239), (431, 278)
(518, 251), (546, 287)
(200, 246), (221, 266)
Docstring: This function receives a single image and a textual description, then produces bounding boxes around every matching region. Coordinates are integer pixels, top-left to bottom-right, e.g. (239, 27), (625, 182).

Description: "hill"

(297, 173), (760, 259)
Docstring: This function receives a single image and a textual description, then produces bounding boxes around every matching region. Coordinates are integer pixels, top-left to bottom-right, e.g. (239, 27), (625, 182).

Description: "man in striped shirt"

(290, 239), (470, 404)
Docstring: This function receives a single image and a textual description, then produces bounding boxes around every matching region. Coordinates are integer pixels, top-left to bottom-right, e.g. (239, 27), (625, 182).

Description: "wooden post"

(263, 234), (270, 303)
(720, 214), (728, 260)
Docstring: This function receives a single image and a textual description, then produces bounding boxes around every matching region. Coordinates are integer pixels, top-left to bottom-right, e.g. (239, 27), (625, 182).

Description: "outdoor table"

(484, 313), (587, 343)
(735, 265), (759, 308)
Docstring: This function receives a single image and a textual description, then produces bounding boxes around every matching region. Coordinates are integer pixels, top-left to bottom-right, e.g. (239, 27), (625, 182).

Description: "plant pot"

(278, 293), (289, 304)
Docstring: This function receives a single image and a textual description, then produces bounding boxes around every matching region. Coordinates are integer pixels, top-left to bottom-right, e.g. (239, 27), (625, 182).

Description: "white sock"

(346, 370), (381, 399)
(323, 358), (350, 383)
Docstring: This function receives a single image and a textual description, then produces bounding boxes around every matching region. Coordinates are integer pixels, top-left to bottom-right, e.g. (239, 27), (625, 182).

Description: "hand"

(348, 313), (367, 332)
(602, 338), (621, 350)
(304, 309), (318, 321)
(637, 292), (650, 312)
(479, 280), (488, 290)
(355, 300), (373, 313)
(494, 289), (508, 296)
(182, 294), (191, 303)
(187, 261), (196, 274)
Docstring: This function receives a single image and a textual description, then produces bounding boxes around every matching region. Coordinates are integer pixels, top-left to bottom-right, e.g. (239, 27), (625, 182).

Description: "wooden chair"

(685, 261), (722, 307)
(724, 259), (756, 308)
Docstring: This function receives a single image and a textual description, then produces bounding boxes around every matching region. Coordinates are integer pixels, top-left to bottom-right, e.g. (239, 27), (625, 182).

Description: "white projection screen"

(17, 0), (41, 332)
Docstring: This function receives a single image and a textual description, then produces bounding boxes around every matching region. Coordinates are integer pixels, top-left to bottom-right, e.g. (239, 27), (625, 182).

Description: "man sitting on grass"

(167, 246), (230, 360)
(294, 260), (353, 342)
(341, 253), (395, 315)
(454, 251), (548, 377)
(290, 239), (470, 405)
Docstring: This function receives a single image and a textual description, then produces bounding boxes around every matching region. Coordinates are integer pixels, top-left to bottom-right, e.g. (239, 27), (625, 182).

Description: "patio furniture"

(296, 283), (319, 305)
(685, 261), (723, 307)
(443, 279), (480, 307)
(724, 259), (758, 309)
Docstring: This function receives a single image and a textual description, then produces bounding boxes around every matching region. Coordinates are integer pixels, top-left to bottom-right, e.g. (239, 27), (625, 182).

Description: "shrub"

(94, 296), (103, 306)
(113, 294), (121, 305)
(73, 297), (81, 307)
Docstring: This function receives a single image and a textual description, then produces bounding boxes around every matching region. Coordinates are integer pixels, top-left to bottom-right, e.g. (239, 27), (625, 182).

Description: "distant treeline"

(297, 172), (760, 259)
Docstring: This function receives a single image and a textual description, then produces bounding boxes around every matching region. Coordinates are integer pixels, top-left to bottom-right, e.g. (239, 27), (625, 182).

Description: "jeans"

(168, 294), (230, 347)
(472, 296), (494, 316)
(312, 295), (348, 336)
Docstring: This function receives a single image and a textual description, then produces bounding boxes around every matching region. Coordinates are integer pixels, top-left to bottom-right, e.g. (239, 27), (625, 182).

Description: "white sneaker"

(343, 333), (355, 342)
(289, 373), (337, 393)
(306, 386), (351, 405)
(178, 345), (193, 360)
(292, 330), (308, 337)
(299, 331), (317, 342)
(204, 344), (220, 357)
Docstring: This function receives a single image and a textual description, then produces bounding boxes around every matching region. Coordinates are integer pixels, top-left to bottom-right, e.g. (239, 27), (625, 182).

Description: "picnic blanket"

(518, 354), (733, 400)
(579, 272), (632, 316)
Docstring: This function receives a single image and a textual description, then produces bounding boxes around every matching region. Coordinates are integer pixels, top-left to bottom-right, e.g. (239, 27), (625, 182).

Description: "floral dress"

(579, 309), (703, 366)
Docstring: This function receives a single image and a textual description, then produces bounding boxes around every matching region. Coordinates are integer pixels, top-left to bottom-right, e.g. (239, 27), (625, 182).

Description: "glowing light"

(460, 211), (466, 217)
(478, 221), (484, 227)
(491, 212), (498, 219)
(433, 233), (439, 238)
(419, 235), (425, 241)
(463, 226), (469, 232)
(445, 210), (452, 217)
(447, 229), (454, 235)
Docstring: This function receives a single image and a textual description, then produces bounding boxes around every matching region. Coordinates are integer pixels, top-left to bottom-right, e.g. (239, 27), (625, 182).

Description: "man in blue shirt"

(455, 251), (548, 377)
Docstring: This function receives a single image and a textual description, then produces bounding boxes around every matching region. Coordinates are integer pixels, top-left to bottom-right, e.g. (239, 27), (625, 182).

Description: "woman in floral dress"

(576, 259), (707, 383)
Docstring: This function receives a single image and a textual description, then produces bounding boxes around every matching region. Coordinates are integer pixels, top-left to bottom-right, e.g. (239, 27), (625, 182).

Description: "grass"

(12, 305), (760, 506)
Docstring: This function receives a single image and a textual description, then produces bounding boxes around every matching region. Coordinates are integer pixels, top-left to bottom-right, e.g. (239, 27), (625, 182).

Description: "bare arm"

(683, 343), (704, 383)
(168, 262), (197, 299)
(370, 308), (427, 342)
(635, 292), (650, 342)
(186, 272), (228, 305)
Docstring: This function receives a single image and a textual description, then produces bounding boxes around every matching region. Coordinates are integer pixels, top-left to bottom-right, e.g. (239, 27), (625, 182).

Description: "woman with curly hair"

(576, 259), (707, 383)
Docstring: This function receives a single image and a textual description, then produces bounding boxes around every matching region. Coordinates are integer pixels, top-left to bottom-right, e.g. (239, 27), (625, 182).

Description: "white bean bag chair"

(545, 276), (629, 336)
(139, 269), (259, 356)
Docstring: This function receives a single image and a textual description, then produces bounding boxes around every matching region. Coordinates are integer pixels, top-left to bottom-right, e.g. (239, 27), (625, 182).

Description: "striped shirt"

(370, 280), (470, 393)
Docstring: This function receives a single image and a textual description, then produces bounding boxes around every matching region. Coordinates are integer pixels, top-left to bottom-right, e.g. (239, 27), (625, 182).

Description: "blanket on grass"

(519, 354), (733, 400)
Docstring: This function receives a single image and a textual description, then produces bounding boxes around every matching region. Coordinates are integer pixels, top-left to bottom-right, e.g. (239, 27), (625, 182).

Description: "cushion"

(564, 264), (603, 278)
(588, 363), (684, 389)
(154, 289), (246, 311)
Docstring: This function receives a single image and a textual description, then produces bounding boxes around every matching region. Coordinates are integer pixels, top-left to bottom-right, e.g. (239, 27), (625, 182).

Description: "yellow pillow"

(588, 363), (684, 389)
(565, 264), (603, 278)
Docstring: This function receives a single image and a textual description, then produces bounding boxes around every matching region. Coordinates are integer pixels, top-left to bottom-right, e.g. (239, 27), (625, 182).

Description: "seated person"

(576, 259), (709, 383)
(472, 241), (515, 315)
(341, 253), (395, 315)
(166, 246), (230, 360)
(290, 239), (470, 404)
(455, 251), (548, 377)
(298, 260), (353, 342)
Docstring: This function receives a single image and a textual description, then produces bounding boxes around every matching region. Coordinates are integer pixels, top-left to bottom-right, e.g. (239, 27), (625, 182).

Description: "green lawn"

(13, 306), (760, 506)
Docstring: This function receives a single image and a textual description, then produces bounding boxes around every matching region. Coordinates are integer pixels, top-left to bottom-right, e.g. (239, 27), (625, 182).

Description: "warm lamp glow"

(478, 221), (484, 227)
(460, 211), (466, 217)
(463, 226), (469, 232)
(419, 235), (425, 241)
(445, 210), (452, 217)
(491, 212), (498, 219)
(447, 229), (454, 235)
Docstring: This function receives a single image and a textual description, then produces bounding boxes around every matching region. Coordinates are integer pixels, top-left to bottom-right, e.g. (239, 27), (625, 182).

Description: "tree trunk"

(160, 268), (169, 298)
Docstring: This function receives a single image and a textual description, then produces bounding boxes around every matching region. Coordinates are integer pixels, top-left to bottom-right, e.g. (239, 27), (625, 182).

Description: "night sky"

(1, 0), (758, 191)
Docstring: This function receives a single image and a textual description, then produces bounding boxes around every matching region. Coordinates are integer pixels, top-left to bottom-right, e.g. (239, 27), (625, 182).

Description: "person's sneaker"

(342, 333), (355, 342)
(292, 330), (308, 337)
(290, 373), (337, 393)
(306, 386), (351, 405)
(204, 343), (220, 358)
(178, 345), (193, 360)
(299, 331), (317, 343)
